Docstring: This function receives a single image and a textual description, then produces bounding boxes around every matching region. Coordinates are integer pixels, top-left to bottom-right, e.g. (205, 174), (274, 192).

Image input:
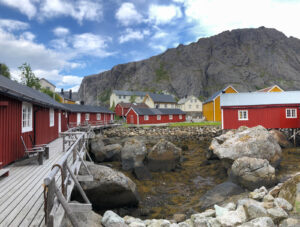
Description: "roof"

(63, 103), (114, 113)
(58, 91), (78, 102)
(117, 102), (148, 108)
(39, 78), (56, 88)
(147, 93), (176, 103)
(178, 95), (200, 104)
(129, 107), (185, 116)
(113, 90), (147, 96)
(0, 75), (65, 109)
(221, 91), (300, 107)
(204, 85), (237, 104)
(256, 85), (283, 92)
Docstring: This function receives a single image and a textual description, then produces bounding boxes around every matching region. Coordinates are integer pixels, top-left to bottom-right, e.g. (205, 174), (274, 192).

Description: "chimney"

(80, 101), (84, 105)
(69, 89), (72, 99)
(61, 88), (64, 95)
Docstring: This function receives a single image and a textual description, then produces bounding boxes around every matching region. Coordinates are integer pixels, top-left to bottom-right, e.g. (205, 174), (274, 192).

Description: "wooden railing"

(43, 131), (93, 227)
(68, 120), (115, 129)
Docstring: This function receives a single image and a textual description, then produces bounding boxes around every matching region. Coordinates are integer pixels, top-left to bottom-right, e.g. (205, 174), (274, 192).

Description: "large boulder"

(93, 144), (122, 162)
(61, 208), (103, 227)
(197, 181), (244, 210)
(121, 138), (147, 171)
(269, 129), (292, 148)
(209, 126), (282, 168)
(147, 139), (182, 172)
(230, 157), (277, 190)
(74, 162), (139, 209)
(90, 136), (105, 154)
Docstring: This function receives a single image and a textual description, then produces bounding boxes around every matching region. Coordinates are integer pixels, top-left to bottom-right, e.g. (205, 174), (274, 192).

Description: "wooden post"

(62, 134), (65, 152)
(45, 146), (50, 159)
(38, 151), (43, 165)
(62, 161), (67, 198)
(46, 180), (55, 226)
(294, 129), (296, 147)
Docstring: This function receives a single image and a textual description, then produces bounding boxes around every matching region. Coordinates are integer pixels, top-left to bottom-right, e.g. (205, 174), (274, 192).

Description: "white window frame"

(22, 102), (33, 133)
(144, 115), (149, 121)
(238, 110), (248, 121)
(157, 115), (161, 120)
(286, 108), (297, 118)
(97, 113), (101, 120)
(85, 113), (90, 121)
(169, 114), (173, 120)
(179, 114), (182, 120)
(49, 108), (55, 127)
(165, 104), (167, 108)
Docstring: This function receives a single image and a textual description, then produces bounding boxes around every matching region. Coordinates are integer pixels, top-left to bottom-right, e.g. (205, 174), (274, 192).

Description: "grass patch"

(169, 121), (221, 127)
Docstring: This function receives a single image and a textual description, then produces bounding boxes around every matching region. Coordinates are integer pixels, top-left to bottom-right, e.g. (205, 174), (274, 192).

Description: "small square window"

(165, 104), (167, 108)
(144, 115), (149, 120)
(49, 108), (54, 127)
(97, 113), (101, 120)
(238, 110), (248, 121)
(85, 113), (90, 120)
(157, 115), (161, 120)
(286, 109), (297, 118)
(169, 115), (173, 120)
(179, 114), (182, 120)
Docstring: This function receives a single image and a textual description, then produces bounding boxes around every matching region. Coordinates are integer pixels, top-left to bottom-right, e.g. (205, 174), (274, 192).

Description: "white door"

(77, 113), (81, 126)
(58, 113), (61, 133)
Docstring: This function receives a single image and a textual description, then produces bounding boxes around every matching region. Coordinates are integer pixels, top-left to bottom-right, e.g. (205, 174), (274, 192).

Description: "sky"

(0, 0), (300, 92)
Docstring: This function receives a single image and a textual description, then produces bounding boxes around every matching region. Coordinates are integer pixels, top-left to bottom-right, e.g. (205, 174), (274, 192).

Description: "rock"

(61, 209), (102, 227)
(133, 166), (152, 180)
(224, 202), (236, 211)
(249, 187), (268, 201)
(90, 137), (105, 154)
(277, 174), (300, 206)
(240, 217), (275, 227)
(129, 222), (145, 227)
(269, 129), (292, 148)
(209, 126), (282, 168)
(191, 209), (216, 221)
(147, 219), (171, 227)
(268, 184), (282, 198)
(216, 205), (247, 226)
(267, 207), (288, 223)
(121, 139), (147, 171)
(173, 214), (187, 223)
(279, 217), (300, 227)
(238, 198), (262, 208)
(178, 219), (193, 227)
(101, 211), (126, 227)
(230, 157), (276, 190)
(214, 205), (229, 217)
(274, 198), (293, 211)
(198, 181), (244, 210)
(93, 144), (122, 162)
(147, 139), (182, 172)
(193, 217), (221, 227)
(245, 204), (268, 220)
(75, 162), (139, 209)
(263, 194), (275, 203)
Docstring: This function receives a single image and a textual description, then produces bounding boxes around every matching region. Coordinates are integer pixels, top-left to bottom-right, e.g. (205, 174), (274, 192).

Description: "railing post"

(45, 180), (55, 226)
(62, 161), (67, 198)
(62, 134), (65, 152)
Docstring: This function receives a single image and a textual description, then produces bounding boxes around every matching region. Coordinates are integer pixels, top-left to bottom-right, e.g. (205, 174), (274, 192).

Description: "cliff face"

(79, 27), (300, 105)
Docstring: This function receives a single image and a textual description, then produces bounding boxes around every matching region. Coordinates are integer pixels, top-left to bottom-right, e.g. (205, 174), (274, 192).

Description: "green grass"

(169, 121), (221, 127)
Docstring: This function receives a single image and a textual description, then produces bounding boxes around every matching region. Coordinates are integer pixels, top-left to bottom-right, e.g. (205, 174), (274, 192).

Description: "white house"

(143, 93), (177, 109)
(177, 95), (202, 112)
(39, 78), (56, 92)
(110, 90), (147, 108)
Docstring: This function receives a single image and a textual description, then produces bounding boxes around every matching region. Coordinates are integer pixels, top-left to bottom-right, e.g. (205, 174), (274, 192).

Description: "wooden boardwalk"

(0, 138), (65, 227)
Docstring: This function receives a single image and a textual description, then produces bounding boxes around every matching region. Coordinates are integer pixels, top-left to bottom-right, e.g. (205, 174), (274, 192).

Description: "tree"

(40, 87), (61, 102)
(0, 63), (11, 79)
(130, 95), (137, 103)
(19, 63), (41, 89)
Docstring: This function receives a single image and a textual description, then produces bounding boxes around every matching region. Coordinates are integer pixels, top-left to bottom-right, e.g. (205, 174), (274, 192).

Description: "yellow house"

(203, 85), (238, 121)
(257, 85), (284, 92)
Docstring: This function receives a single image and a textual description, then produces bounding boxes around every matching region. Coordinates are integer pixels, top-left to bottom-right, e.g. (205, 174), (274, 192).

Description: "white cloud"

(39, 0), (103, 23)
(53, 27), (69, 37)
(20, 32), (35, 41)
(0, 0), (37, 19)
(148, 4), (182, 25)
(0, 19), (29, 31)
(115, 2), (143, 26)
(182, 0), (300, 38)
(153, 31), (168, 39)
(119, 28), (149, 43)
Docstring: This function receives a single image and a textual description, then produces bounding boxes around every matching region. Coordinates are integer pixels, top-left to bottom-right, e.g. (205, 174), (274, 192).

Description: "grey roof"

(63, 103), (114, 113)
(178, 95), (200, 104)
(129, 107), (185, 115)
(204, 85), (237, 104)
(59, 91), (78, 102)
(113, 90), (147, 96)
(0, 75), (65, 109)
(148, 93), (176, 103)
(221, 91), (300, 107)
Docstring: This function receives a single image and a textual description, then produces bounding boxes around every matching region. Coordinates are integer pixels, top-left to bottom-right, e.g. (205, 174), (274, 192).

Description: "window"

(97, 113), (101, 120)
(65, 112), (68, 118)
(286, 109), (297, 118)
(169, 115), (173, 120)
(238, 110), (248, 121)
(85, 113), (90, 120)
(179, 114), (182, 120)
(119, 95), (121, 99)
(157, 115), (161, 120)
(189, 105), (192, 109)
(22, 102), (33, 132)
(196, 105), (199, 109)
(49, 108), (54, 127)
(144, 115), (149, 120)
(123, 95), (126, 99)
(165, 104), (167, 108)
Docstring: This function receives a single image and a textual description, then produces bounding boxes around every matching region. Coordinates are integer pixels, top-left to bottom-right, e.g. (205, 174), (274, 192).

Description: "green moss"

(98, 89), (111, 105)
(155, 62), (170, 82)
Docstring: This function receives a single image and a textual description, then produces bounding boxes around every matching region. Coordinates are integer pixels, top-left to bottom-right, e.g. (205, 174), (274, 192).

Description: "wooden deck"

(0, 138), (65, 227)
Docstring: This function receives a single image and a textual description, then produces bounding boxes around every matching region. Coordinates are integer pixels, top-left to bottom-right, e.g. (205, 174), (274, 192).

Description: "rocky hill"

(78, 27), (300, 105)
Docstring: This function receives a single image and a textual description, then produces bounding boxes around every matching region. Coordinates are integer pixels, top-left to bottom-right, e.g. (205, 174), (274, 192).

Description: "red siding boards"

(222, 104), (300, 129)
(68, 112), (115, 128)
(61, 111), (69, 132)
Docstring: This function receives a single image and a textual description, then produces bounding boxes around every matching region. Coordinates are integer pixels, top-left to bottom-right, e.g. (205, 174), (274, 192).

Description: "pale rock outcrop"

(240, 217), (275, 227)
(249, 187), (268, 201)
(267, 207), (288, 223)
(274, 198), (293, 212)
(269, 129), (292, 148)
(101, 210), (126, 227)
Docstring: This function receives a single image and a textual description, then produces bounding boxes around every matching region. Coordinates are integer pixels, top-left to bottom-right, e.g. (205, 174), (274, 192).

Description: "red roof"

(117, 102), (148, 108)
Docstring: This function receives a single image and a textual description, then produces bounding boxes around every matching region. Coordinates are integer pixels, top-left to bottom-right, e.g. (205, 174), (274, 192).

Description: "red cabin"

(221, 91), (300, 130)
(126, 107), (186, 125)
(0, 75), (66, 166)
(63, 103), (114, 127)
(115, 102), (149, 117)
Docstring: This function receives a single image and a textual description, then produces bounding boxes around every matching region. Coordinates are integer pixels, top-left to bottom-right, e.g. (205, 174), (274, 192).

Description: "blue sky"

(0, 0), (299, 91)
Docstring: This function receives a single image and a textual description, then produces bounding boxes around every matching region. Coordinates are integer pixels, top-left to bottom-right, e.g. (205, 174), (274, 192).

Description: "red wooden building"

(0, 75), (67, 166)
(115, 102), (148, 117)
(126, 107), (186, 125)
(63, 103), (114, 127)
(221, 91), (300, 130)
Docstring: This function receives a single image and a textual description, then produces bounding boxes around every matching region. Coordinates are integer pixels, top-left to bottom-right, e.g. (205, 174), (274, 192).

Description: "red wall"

(222, 105), (300, 129)
(61, 110), (68, 132)
(115, 104), (129, 117)
(68, 112), (115, 127)
(126, 109), (186, 124)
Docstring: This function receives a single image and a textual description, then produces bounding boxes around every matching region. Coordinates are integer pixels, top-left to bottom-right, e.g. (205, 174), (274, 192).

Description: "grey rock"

(230, 157), (276, 190)
(240, 217), (275, 227)
(249, 187), (268, 201)
(121, 138), (147, 171)
(267, 207), (288, 223)
(269, 129), (292, 148)
(274, 198), (293, 211)
(133, 165), (152, 180)
(246, 204), (268, 219)
(173, 214), (187, 223)
(93, 144), (122, 162)
(61, 208), (103, 227)
(279, 217), (300, 227)
(191, 209), (215, 220)
(216, 205), (247, 226)
(101, 211), (126, 227)
(147, 139), (182, 172)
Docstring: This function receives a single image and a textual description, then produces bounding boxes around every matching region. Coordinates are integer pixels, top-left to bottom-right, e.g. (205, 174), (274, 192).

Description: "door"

(77, 113), (81, 126)
(58, 113), (61, 133)
(130, 115), (134, 124)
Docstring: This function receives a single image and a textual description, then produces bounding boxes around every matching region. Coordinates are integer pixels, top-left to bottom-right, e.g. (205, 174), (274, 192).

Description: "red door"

(130, 115), (134, 124)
